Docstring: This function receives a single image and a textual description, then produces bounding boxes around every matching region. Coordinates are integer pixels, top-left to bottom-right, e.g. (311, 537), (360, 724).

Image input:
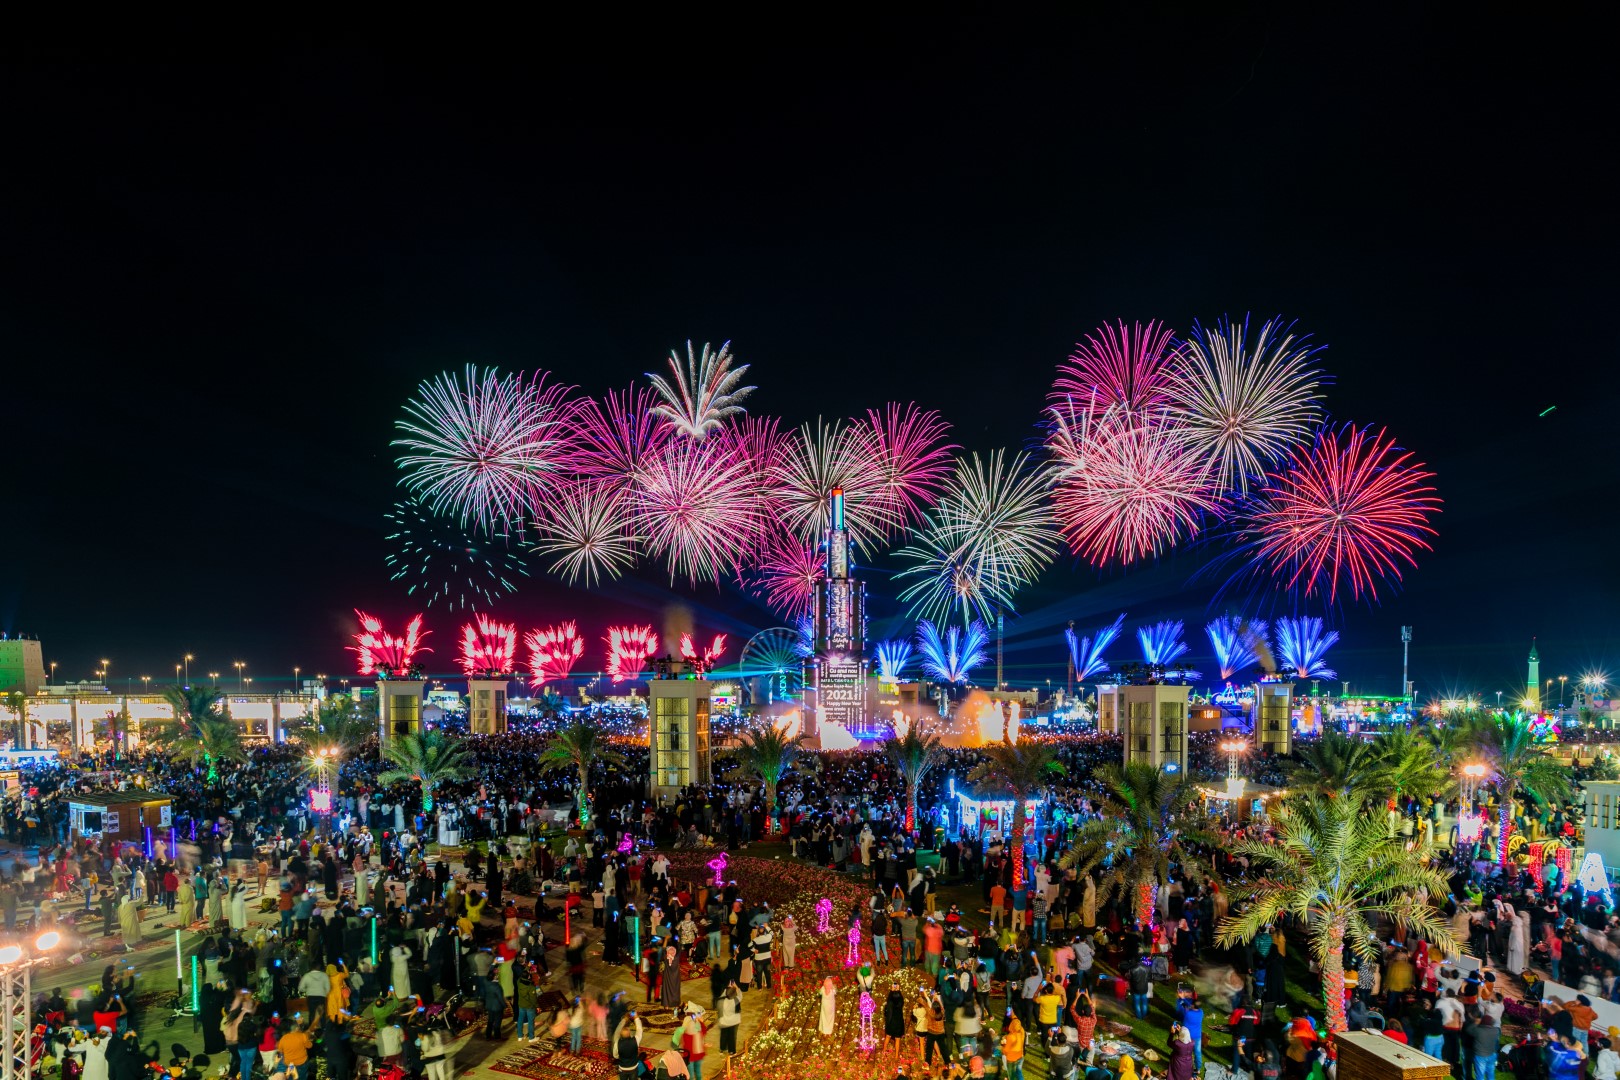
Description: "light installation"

(459, 615), (517, 677)
(525, 622), (584, 686)
(808, 488), (870, 735)
(1273, 616), (1339, 679)
(605, 625), (658, 683)
(1138, 619), (1190, 666)
(1206, 616), (1269, 680)
(350, 611), (431, 678)
(1065, 614), (1125, 682)
(917, 620), (988, 684)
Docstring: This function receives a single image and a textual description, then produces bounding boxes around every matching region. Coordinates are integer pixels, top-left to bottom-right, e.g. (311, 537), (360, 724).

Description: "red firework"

(1247, 424), (1440, 602)
(350, 610), (431, 677)
(525, 622), (585, 687)
(743, 534), (826, 620)
(679, 632), (729, 672)
(864, 402), (956, 529)
(606, 625), (658, 683)
(459, 614), (517, 676)
(1047, 404), (1221, 565)
(566, 384), (672, 490)
(1052, 320), (1178, 415)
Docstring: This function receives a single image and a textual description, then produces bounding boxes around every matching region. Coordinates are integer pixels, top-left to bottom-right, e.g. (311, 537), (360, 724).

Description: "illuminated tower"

(807, 487), (869, 737)
(1527, 638), (1541, 712)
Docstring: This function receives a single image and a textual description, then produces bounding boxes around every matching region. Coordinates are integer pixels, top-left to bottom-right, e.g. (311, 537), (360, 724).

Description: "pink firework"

(525, 621), (585, 686)
(605, 625), (658, 683)
(772, 417), (896, 552)
(1048, 403), (1223, 565)
(743, 533), (826, 620)
(1052, 320), (1178, 415)
(459, 614), (517, 677)
(533, 480), (640, 587)
(566, 384), (672, 491)
(350, 610), (432, 677)
(633, 438), (766, 585)
(864, 402), (956, 529)
(679, 632), (728, 670)
(1245, 423), (1440, 603)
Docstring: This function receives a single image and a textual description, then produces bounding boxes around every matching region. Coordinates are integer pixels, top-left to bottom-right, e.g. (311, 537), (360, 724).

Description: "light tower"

(1527, 638), (1541, 712)
(807, 487), (868, 739)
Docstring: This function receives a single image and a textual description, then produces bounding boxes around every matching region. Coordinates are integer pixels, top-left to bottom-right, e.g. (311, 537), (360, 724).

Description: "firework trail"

(742, 534), (825, 621)
(875, 640), (913, 682)
(1047, 402), (1221, 566)
(459, 615), (517, 676)
(532, 480), (640, 587)
(1137, 620), (1190, 666)
(1206, 615), (1269, 680)
(917, 619), (989, 684)
(864, 402), (955, 530)
(772, 417), (897, 552)
(606, 625), (658, 683)
(1052, 320), (1178, 415)
(394, 365), (577, 533)
(795, 614), (815, 658)
(1065, 614), (1125, 682)
(384, 495), (530, 609)
(1241, 423), (1441, 603)
(897, 450), (1058, 625)
(1164, 316), (1325, 493)
(634, 439), (766, 585)
(1273, 616), (1339, 679)
(350, 611), (431, 677)
(567, 384), (672, 491)
(647, 340), (755, 438)
(525, 622), (585, 686)
(679, 633), (729, 670)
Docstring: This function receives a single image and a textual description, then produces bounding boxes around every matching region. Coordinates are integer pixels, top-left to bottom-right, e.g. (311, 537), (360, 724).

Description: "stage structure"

(805, 488), (875, 739)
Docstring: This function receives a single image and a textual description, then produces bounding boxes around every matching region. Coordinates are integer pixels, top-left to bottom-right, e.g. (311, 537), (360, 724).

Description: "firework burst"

(384, 495), (530, 609)
(1274, 616), (1339, 679)
(680, 632), (729, 672)
(634, 439), (766, 585)
(459, 614), (517, 677)
(916, 619), (989, 684)
(394, 365), (577, 533)
(1206, 615), (1269, 680)
(567, 384), (672, 491)
(772, 418), (896, 552)
(1137, 619), (1191, 666)
(864, 402), (955, 530)
(1242, 423), (1441, 602)
(1065, 614), (1124, 681)
(896, 450), (1059, 625)
(1052, 319), (1178, 414)
(742, 534), (825, 621)
(875, 639), (913, 682)
(525, 622), (585, 687)
(350, 611), (431, 677)
(532, 481), (640, 587)
(647, 340), (755, 438)
(605, 625), (658, 683)
(1047, 403), (1221, 566)
(1164, 315), (1325, 493)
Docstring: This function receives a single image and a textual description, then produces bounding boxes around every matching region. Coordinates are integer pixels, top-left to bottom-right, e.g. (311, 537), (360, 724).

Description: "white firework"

(394, 365), (577, 533)
(771, 417), (899, 552)
(647, 340), (756, 438)
(1164, 316), (1325, 493)
(531, 481), (640, 587)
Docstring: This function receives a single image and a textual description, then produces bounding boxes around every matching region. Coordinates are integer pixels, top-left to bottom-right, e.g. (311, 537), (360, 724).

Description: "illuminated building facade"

(806, 488), (870, 738)
(0, 635), (46, 695)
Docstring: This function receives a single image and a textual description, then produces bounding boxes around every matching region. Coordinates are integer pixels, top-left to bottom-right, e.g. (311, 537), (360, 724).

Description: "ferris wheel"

(738, 627), (807, 705)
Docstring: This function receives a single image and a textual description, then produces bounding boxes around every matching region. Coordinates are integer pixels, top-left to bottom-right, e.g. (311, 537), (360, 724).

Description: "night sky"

(4, 15), (1617, 700)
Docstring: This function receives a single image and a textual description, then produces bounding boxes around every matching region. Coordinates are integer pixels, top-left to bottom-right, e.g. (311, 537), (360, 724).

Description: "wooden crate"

(1336, 1032), (1451, 1079)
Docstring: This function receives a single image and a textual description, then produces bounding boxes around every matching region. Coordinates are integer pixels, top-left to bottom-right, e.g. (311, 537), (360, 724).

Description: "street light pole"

(185, 654), (194, 688)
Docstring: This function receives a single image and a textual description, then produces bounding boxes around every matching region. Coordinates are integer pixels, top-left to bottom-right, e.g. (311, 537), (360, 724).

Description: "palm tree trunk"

(905, 779), (917, 837)
(1497, 785), (1515, 865)
(1135, 881), (1156, 929)
(577, 764), (592, 828)
(422, 784), (434, 814)
(1010, 795), (1026, 891)
(766, 778), (778, 833)
(1322, 917), (1349, 1033)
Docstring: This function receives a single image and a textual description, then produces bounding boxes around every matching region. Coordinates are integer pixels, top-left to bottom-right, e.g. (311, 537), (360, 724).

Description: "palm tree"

(885, 725), (946, 837)
(152, 686), (247, 779)
(1371, 727), (1454, 806)
(1286, 731), (1392, 800)
(732, 723), (805, 825)
(378, 731), (474, 813)
(303, 696), (376, 755)
(1059, 761), (1211, 927)
(965, 736), (1065, 891)
(536, 720), (626, 828)
(1215, 795), (1458, 1032)
(1465, 711), (1571, 864)
(4, 691), (26, 747)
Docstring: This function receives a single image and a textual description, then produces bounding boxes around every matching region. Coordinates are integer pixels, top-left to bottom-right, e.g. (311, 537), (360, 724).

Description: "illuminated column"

(1527, 639), (1541, 712)
(1121, 683), (1190, 773)
(376, 679), (426, 749)
(466, 679), (510, 735)
(1253, 681), (1293, 756)
(648, 679), (712, 799)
